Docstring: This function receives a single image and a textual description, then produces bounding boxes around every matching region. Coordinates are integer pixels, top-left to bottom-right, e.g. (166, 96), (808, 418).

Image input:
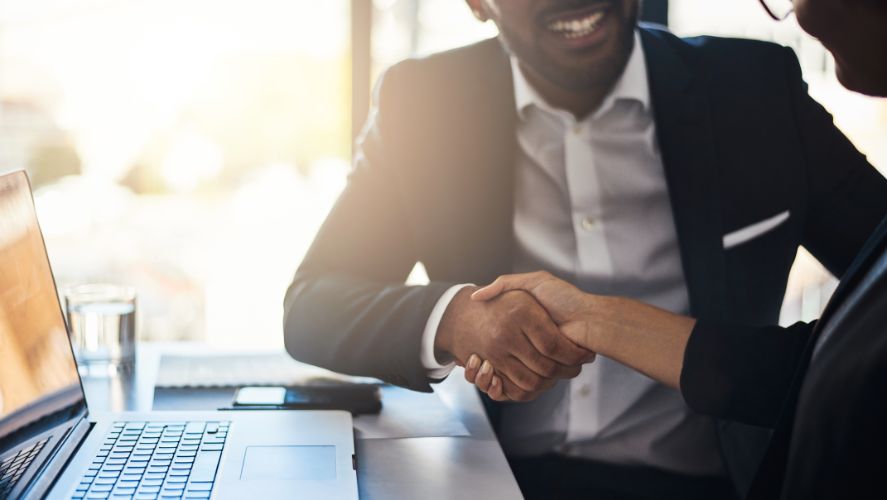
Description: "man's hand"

(435, 286), (592, 402)
(461, 272), (599, 400)
(466, 271), (697, 391)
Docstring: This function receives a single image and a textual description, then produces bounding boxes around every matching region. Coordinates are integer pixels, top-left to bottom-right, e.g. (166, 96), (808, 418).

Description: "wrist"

(435, 285), (479, 361)
(580, 294), (623, 354)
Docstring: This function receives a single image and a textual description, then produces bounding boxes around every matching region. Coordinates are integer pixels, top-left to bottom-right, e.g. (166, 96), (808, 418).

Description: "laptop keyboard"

(0, 437), (49, 497)
(73, 421), (230, 500)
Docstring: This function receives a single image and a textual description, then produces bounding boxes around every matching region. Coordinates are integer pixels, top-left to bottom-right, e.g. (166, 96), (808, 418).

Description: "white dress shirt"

(420, 32), (723, 475)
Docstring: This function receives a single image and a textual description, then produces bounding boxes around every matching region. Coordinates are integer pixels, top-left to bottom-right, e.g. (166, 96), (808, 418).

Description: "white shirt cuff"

(420, 283), (474, 379)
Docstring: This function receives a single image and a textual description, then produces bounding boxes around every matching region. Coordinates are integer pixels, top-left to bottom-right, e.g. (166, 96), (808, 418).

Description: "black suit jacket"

(283, 26), (887, 496)
(693, 215), (887, 499)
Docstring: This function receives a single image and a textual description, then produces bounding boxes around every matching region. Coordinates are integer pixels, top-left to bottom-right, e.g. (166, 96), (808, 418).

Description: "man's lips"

(538, 2), (612, 25)
(539, 4), (612, 47)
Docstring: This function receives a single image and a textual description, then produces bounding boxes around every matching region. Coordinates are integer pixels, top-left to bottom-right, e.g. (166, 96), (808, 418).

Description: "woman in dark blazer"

(467, 1), (887, 498)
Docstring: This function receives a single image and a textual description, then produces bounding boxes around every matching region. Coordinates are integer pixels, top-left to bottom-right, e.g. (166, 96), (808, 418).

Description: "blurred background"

(0, 0), (883, 348)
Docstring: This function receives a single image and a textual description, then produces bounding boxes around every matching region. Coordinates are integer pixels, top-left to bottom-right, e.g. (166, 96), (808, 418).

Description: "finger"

(488, 375), (507, 401)
(498, 355), (546, 393)
(463, 354), (481, 383)
(504, 330), (563, 379)
(474, 360), (496, 392)
(499, 375), (529, 402)
(499, 374), (553, 402)
(560, 363), (583, 379)
(521, 308), (595, 366)
(471, 272), (545, 302)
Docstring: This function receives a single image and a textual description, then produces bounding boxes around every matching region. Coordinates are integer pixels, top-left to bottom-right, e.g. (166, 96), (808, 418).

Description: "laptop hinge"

(23, 415), (92, 499)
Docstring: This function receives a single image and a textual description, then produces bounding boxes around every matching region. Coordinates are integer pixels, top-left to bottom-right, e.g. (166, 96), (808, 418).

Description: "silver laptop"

(0, 171), (359, 500)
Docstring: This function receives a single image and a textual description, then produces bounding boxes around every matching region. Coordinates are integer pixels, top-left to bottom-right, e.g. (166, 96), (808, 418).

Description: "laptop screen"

(0, 171), (85, 446)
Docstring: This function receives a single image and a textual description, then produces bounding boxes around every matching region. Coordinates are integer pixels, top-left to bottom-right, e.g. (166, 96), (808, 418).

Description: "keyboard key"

(184, 483), (212, 492)
(188, 451), (221, 483)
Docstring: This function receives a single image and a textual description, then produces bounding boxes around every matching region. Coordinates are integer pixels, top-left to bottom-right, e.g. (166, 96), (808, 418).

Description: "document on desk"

(353, 386), (470, 439)
(155, 352), (379, 388)
(154, 352), (470, 439)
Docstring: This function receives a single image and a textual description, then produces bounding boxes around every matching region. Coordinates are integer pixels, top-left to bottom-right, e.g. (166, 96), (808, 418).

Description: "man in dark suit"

(283, 0), (887, 498)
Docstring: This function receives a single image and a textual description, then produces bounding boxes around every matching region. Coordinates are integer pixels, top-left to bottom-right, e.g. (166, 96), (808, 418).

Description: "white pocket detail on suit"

(722, 210), (790, 250)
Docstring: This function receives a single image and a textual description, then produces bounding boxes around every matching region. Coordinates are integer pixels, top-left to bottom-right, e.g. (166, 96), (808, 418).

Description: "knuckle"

(569, 348), (589, 365)
(537, 358), (558, 378)
(539, 365), (556, 380)
(526, 373), (545, 391)
(538, 335), (558, 357)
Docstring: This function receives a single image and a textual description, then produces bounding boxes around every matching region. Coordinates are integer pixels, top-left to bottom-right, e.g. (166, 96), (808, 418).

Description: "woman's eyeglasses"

(758, 0), (795, 21)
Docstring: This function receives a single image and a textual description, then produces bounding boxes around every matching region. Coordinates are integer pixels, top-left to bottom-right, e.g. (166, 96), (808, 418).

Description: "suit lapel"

(641, 28), (729, 320)
(815, 215), (887, 329)
(747, 218), (887, 500)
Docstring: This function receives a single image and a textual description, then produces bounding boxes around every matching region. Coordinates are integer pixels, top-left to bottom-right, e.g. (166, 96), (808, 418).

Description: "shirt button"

(580, 216), (596, 231)
(579, 385), (592, 397)
(572, 124), (582, 134)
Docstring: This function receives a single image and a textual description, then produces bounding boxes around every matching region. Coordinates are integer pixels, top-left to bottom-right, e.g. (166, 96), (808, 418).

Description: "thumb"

(471, 273), (542, 301)
(561, 321), (594, 351)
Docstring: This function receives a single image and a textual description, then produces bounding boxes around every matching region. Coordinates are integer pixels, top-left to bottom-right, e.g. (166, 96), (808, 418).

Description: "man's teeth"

(547, 12), (605, 38)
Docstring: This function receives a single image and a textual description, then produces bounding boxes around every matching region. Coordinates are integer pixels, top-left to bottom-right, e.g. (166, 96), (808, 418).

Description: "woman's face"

(793, 0), (887, 96)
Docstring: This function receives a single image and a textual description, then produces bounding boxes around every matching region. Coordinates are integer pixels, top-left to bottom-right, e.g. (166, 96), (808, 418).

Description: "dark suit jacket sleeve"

(283, 63), (456, 393)
(681, 320), (815, 427)
(681, 48), (887, 428)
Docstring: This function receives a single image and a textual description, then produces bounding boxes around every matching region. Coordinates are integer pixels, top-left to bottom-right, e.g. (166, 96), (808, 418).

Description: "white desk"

(79, 343), (523, 500)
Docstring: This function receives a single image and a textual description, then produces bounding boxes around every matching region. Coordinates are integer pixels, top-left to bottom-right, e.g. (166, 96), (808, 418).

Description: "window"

(1, 0), (351, 347)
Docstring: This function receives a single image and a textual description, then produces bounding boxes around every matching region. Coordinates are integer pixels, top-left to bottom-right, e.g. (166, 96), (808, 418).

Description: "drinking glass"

(64, 284), (137, 377)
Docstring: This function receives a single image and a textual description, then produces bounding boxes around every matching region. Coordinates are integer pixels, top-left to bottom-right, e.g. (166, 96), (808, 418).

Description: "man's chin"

(835, 61), (887, 98)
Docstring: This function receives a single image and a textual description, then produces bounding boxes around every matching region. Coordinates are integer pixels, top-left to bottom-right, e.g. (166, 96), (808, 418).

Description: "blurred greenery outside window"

(0, 0), (883, 348)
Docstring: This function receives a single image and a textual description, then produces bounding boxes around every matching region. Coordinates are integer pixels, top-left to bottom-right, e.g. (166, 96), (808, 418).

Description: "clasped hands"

(434, 271), (608, 402)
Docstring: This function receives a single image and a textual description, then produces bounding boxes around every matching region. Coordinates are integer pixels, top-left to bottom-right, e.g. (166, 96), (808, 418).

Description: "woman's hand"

(462, 271), (696, 399)
(464, 272), (601, 400)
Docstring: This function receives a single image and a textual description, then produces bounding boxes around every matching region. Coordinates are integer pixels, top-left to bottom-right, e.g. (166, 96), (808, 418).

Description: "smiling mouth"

(545, 8), (608, 39)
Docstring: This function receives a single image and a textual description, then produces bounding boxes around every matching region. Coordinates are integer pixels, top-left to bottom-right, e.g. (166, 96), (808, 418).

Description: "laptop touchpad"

(240, 446), (336, 480)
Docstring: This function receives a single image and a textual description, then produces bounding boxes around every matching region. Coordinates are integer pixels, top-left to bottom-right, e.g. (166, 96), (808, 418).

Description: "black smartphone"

(231, 385), (382, 415)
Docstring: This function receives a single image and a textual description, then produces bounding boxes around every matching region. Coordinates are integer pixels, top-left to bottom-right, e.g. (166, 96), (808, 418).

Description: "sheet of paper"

(353, 386), (470, 440)
(155, 352), (379, 388)
(152, 353), (470, 440)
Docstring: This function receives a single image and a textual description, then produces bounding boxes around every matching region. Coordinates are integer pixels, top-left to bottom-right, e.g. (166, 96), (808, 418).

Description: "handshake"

(434, 272), (610, 402)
